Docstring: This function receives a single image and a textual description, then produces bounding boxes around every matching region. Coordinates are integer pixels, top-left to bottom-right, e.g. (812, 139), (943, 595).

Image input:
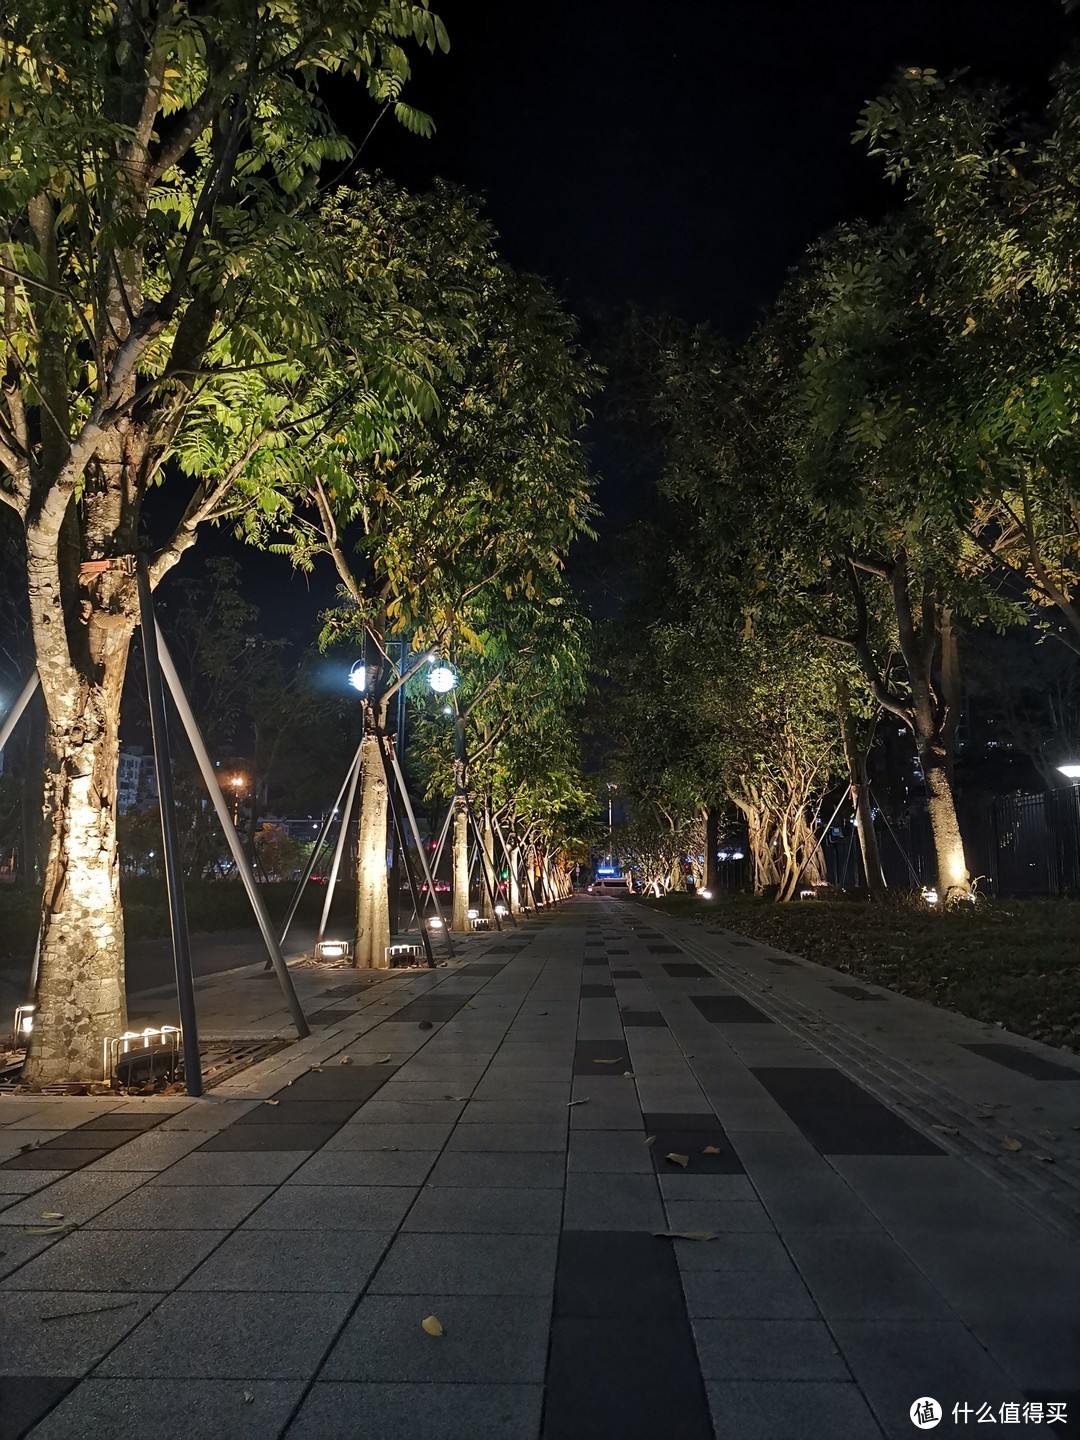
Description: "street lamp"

(428, 664), (457, 694)
(229, 774), (245, 825)
(1057, 763), (1080, 781)
(349, 661), (367, 693)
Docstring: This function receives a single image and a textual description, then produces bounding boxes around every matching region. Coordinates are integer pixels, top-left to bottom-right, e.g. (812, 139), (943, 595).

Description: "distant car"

(589, 877), (632, 895)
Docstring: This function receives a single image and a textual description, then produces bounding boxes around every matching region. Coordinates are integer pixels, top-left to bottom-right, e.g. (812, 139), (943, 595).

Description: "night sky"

(186, 0), (1076, 630)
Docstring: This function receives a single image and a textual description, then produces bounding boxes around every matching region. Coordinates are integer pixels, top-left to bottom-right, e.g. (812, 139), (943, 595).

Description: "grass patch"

(641, 891), (1080, 1054)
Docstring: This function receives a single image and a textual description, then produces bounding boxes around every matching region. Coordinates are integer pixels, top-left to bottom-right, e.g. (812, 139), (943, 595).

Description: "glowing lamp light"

(799, 888), (817, 900)
(730, 850), (745, 861)
(349, 661), (367, 693)
(698, 889), (713, 900)
(315, 939), (352, 961)
(13, 1003), (33, 1041)
(103, 1024), (181, 1083)
(1058, 763), (1080, 781)
(922, 886), (939, 906)
(427, 915), (445, 930)
(428, 665), (457, 694)
(495, 903), (508, 917)
(467, 908), (479, 920)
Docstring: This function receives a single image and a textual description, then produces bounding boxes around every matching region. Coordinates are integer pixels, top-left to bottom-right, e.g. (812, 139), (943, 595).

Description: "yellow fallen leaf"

(932, 1125), (958, 1135)
(623, 1071), (635, 1079)
(592, 1058), (623, 1065)
(654, 1230), (717, 1241)
(644, 1135), (656, 1146)
(264, 1100), (280, 1107)
(666, 1152), (690, 1168)
(381, 1145), (398, 1152)
(340, 1057), (353, 1065)
(421, 1315), (444, 1337)
(24, 1225), (67, 1235)
(378, 1055), (393, 1063)
(41, 1212), (64, 1220)
(1003, 1136), (1022, 1152)
(702, 1145), (720, 1155)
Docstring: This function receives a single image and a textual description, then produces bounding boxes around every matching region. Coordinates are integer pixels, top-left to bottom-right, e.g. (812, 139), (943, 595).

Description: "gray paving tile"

(0, 1170), (68, 1195)
(753, 1173), (880, 1233)
(460, 1100), (569, 1125)
(3, 1228), (225, 1292)
(567, 1130), (654, 1173)
(446, 1125), (566, 1153)
(286, 1150), (438, 1186)
(706, 1381), (885, 1439)
(29, 1378), (306, 1440)
(0, 1291), (162, 1375)
(660, 1174), (757, 1202)
(351, 1100), (466, 1125)
(665, 1200), (776, 1233)
(183, 1229), (390, 1292)
(242, 1184), (416, 1231)
(0, 1172), (148, 1227)
(672, 1232), (799, 1272)
(682, 1264), (818, 1318)
(96, 1291), (354, 1378)
(0, 1228), (68, 1282)
(86, 1184), (274, 1231)
(321, 1293), (551, 1382)
(784, 1232), (953, 1320)
(323, 1123), (454, 1151)
(286, 1381), (543, 1440)
(148, 1151), (309, 1187)
(426, 1152), (565, 1189)
(693, 1318), (849, 1380)
(370, 1233), (558, 1295)
(831, 1320), (1023, 1438)
(404, 1185), (562, 1234)
(156, 1101), (261, 1130)
(563, 1173), (665, 1231)
(83, 1129), (207, 1171)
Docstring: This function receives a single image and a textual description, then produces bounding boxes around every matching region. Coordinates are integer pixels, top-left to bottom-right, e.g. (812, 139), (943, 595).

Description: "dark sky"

(351, 0), (1073, 337)
(187, 0), (1075, 629)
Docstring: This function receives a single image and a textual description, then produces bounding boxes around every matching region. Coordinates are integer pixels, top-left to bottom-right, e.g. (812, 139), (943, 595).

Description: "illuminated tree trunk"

(23, 497), (137, 1083)
(704, 806), (719, 893)
(354, 710), (390, 968)
(508, 838), (523, 913)
(478, 800), (497, 919)
(451, 798), (470, 931)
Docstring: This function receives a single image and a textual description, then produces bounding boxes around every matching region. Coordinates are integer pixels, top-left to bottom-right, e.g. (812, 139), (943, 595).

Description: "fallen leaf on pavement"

(340, 1057), (353, 1065)
(932, 1125), (958, 1135)
(666, 1152), (690, 1167)
(264, 1100), (280, 1107)
(702, 1145), (720, 1155)
(24, 1225), (67, 1235)
(623, 1071), (635, 1079)
(377, 1056), (393, 1064)
(1034, 1153), (1055, 1163)
(1003, 1136), (1022, 1152)
(419, 1021), (434, 1030)
(654, 1231), (717, 1242)
(592, 1058), (623, 1065)
(41, 1212), (64, 1220)
(644, 1135), (656, 1146)
(243, 1392), (254, 1404)
(381, 1145), (398, 1152)
(421, 1315), (445, 1337)
(567, 1098), (590, 1107)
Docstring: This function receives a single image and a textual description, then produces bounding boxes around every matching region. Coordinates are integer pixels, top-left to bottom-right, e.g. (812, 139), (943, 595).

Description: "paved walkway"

(1, 899), (1079, 1439)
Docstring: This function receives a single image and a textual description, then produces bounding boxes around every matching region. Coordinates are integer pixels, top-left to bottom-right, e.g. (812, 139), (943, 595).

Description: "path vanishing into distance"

(2, 898), (1079, 1439)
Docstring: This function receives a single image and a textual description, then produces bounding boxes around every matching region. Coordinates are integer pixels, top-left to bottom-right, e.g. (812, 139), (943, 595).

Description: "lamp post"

(229, 774), (245, 826)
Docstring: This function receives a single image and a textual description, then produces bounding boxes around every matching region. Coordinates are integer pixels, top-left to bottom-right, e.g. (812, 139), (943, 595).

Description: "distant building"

(118, 747), (158, 814)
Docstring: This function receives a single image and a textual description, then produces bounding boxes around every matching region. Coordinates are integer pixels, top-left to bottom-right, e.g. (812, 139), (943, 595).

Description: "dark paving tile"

(662, 962), (708, 977)
(544, 1316), (712, 1440)
(275, 1068), (394, 1102)
(0, 1375), (77, 1440)
(611, 969), (640, 978)
(651, 1131), (744, 1175)
(461, 963), (508, 974)
(644, 1112), (721, 1131)
(37, 1131), (136, 1152)
(581, 958), (607, 967)
(960, 1043), (1080, 1081)
(580, 984), (615, 999)
(554, 1231), (686, 1320)
(287, 1381), (542, 1440)
(829, 985), (885, 1002)
(573, 1040), (629, 1075)
(607, 949), (630, 955)
(234, 1099), (360, 1126)
(693, 996), (773, 1025)
(794, 1104), (944, 1157)
(198, 1124), (338, 1152)
(30, 1378), (304, 1440)
(764, 955), (800, 966)
(621, 1010), (667, 1028)
(392, 996), (467, 1024)
(750, 1069), (876, 1106)
(77, 1114), (165, 1133)
(0, 1150), (100, 1172)
(650, 945), (685, 956)
(705, 1381), (884, 1440)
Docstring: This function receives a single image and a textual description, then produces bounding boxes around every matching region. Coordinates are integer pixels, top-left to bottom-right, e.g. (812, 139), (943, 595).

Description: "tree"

(1, 0), (448, 1080)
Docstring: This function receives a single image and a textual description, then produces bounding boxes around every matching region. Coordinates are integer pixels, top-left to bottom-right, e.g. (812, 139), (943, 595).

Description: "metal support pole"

(279, 739), (364, 948)
(490, 814), (520, 926)
(0, 670), (40, 759)
(386, 740), (453, 951)
(136, 562), (202, 1096)
(429, 801), (456, 888)
(374, 734), (435, 967)
(464, 794), (503, 930)
(155, 624), (309, 1039)
(316, 744), (363, 951)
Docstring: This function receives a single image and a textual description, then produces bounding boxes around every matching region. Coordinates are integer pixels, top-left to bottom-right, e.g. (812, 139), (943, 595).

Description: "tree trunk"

(478, 801), (497, 919)
(704, 806), (719, 893)
(920, 737), (970, 900)
(451, 797), (470, 931)
(836, 677), (887, 899)
(354, 716), (390, 968)
(508, 840), (523, 913)
(23, 539), (137, 1083)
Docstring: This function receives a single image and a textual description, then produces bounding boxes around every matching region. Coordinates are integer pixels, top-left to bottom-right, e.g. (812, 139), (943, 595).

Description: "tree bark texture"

(354, 720), (390, 968)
